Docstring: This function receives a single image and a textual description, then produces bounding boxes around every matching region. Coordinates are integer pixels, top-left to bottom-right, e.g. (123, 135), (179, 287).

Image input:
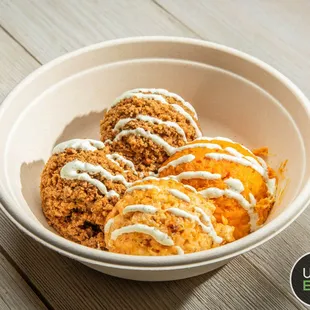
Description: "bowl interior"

(1, 38), (310, 264)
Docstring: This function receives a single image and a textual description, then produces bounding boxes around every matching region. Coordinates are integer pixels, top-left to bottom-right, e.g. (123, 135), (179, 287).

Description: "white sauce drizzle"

(60, 160), (133, 198)
(176, 143), (222, 152)
(158, 154), (195, 172)
(111, 224), (174, 246)
(130, 88), (198, 118)
(256, 156), (276, 195)
(123, 204), (158, 215)
(168, 189), (190, 202)
(267, 178), (277, 196)
(111, 89), (202, 137)
(175, 246), (184, 255)
(216, 150), (275, 195)
(126, 184), (161, 193)
(52, 139), (105, 154)
(106, 153), (138, 175)
(195, 207), (223, 243)
(224, 178), (244, 193)
(104, 218), (114, 233)
(170, 104), (202, 137)
(167, 207), (222, 243)
(224, 146), (242, 158)
(205, 153), (265, 176)
(184, 184), (197, 192)
(170, 171), (221, 181)
(193, 137), (253, 153)
(113, 115), (188, 143)
(199, 187), (258, 231)
(199, 188), (250, 208)
(113, 128), (176, 155)
(135, 176), (158, 183)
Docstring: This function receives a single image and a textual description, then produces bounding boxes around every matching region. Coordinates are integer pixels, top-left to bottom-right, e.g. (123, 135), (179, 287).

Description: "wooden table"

(1, 1), (310, 309)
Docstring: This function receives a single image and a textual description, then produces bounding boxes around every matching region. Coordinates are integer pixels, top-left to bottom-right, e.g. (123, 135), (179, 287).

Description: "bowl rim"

(1, 36), (310, 268)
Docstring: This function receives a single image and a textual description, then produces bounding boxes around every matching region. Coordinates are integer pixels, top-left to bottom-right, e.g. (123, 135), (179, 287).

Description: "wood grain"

(0, 251), (47, 309)
(155, 0), (310, 94)
(0, 0), (309, 309)
(0, 0), (196, 64)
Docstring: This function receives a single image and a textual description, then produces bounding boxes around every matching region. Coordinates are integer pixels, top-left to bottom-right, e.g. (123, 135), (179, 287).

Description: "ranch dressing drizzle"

(111, 224), (174, 246)
(224, 178), (244, 193)
(193, 137), (253, 154)
(184, 184), (197, 192)
(176, 143), (222, 152)
(170, 171), (221, 181)
(113, 128), (176, 155)
(181, 140), (275, 196)
(126, 184), (161, 193)
(135, 176), (158, 183)
(52, 139), (105, 154)
(113, 115), (188, 142)
(225, 147), (259, 164)
(170, 104), (202, 138)
(130, 88), (198, 118)
(106, 153), (138, 175)
(175, 246), (184, 255)
(111, 89), (202, 138)
(60, 160), (134, 198)
(205, 153), (265, 176)
(123, 204), (158, 215)
(199, 187), (258, 231)
(104, 218), (115, 233)
(168, 189), (191, 202)
(225, 149), (275, 195)
(167, 207), (222, 243)
(256, 156), (277, 195)
(195, 207), (223, 243)
(158, 154), (195, 172)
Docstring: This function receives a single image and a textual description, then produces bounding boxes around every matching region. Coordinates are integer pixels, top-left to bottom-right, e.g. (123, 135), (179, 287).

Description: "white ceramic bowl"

(1, 37), (310, 281)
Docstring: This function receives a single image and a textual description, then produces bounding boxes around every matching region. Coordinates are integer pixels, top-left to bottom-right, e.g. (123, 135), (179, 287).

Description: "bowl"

(1, 37), (310, 281)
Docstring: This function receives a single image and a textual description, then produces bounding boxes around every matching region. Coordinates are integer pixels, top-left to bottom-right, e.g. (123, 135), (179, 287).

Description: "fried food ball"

(104, 178), (234, 255)
(159, 137), (277, 239)
(40, 139), (139, 249)
(100, 88), (202, 175)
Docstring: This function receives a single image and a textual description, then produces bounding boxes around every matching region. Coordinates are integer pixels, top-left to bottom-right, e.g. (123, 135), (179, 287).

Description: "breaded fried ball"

(104, 178), (234, 255)
(40, 139), (139, 249)
(100, 88), (202, 175)
(159, 137), (277, 239)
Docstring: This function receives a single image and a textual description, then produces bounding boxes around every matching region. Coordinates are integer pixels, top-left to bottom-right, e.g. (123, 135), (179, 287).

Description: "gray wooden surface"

(0, 1), (309, 309)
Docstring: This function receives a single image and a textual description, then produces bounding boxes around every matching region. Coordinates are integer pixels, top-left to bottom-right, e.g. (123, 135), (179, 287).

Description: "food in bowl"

(40, 88), (278, 254)
(100, 88), (202, 175)
(40, 139), (139, 249)
(104, 178), (234, 255)
(159, 137), (277, 239)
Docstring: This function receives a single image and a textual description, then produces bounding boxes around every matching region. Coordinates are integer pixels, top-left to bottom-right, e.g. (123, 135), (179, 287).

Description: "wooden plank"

(0, 0), (196, 64)
(155, 0), (310, 95)
(0, 251), (47, 310)
(0, 1), (308, 309)
(0, 26), (40, 98)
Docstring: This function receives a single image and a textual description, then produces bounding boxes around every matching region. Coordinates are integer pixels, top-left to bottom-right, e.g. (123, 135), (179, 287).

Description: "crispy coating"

(100, 93), (201, 174)
(40, 147), (139, 249)
(105, 178), (234, 255)
(159, 139), (277, 239)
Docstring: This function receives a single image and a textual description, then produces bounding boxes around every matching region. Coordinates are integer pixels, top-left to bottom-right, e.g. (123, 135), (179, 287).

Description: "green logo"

(303, 280), (310, 291)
